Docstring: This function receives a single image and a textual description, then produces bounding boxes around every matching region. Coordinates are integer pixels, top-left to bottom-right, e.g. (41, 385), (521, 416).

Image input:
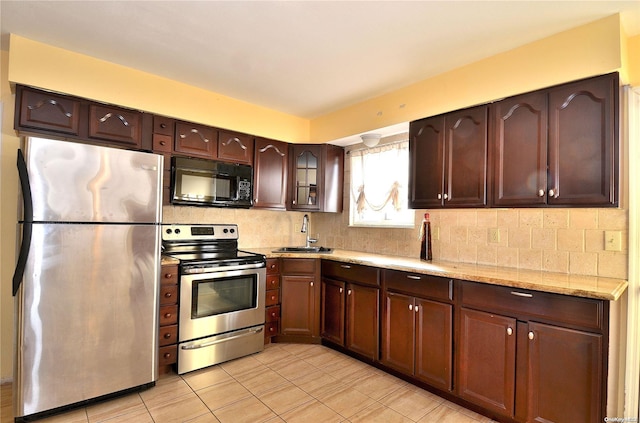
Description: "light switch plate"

(604, 231), (622, 251)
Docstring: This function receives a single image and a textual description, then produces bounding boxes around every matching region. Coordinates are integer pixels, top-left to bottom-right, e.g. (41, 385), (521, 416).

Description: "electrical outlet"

(604, 231), (622, 251)
(433, 226), (440, 241)
(488, 228), (500, 243)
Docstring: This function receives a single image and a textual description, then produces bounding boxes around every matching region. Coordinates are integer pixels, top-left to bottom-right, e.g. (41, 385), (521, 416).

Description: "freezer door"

(22, 137), (162, 223)
(14, 223), (160, 418)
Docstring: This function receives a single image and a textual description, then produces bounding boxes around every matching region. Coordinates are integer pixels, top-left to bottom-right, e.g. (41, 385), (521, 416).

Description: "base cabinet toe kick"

(312, 260), (623, 423)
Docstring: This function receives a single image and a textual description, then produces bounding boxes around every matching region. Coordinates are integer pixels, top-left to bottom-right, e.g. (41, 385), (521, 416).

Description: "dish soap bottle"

(419, 213), (432, 261)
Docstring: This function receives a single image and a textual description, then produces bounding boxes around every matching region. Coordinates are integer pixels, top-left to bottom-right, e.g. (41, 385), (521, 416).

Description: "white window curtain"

(349, 140), (413, 227)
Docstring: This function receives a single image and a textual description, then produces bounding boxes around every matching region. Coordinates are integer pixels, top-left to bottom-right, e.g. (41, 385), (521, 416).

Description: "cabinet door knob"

(528, 331), (535, 340)
(408, 304), (413, 311)
(164, 313), (172, 318)
(164, 352), (172, 359)
(443, 193), (449, 200)
(310, 282), (313, 287)
(164, 333), (172, 339)
(164, 292), (172, 298)
(507, 327), (513, 336)
(414, 305), (419, 313)
(347, 289), (352, 296)
(164, 273), (172, 278)
(437, 193), (442, 200)
(538, 189), (545, 197)
(160, 123), (167, 129)
(339, 287), (343, 293)
(549, 189), (556, 198)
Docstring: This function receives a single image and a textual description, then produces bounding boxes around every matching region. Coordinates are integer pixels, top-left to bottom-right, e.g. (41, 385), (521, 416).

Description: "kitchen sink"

(273, 246), (333, 253)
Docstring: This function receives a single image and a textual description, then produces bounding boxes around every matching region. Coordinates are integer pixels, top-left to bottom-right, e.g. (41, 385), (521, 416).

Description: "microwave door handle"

(13, 149), (33, 295)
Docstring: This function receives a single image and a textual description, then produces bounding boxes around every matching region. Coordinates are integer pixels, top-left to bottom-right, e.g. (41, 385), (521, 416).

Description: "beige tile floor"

(1, 343), (497, 423)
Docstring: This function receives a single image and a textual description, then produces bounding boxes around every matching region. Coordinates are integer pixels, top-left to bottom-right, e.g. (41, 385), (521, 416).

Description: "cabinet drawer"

(161, 265), (178, 285)
(266, 274), (280, 290)
(460, 281), (604, 331)
(159, 345), (178, 366)
(159, 324), (178, 347)
(266, 289), (280, 306)
(383, 269), (453, 302)
(160, 285), (178, 306)
(266, 305), (280, 323)
(266, 258), (280, 274)
(153, 133), (172, 153)
(159, 305), (178, 325)
(153, 115), (175, 136)
(281, 258), (316, 274)
(265, 321), (279, 337)
(321, 260), (379, 287)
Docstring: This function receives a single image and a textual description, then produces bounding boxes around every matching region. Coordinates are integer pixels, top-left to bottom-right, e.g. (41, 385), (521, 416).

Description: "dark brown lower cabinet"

(457, 308), (516, 417)
(526, 322), (602, 423)
(458, 281), (606, 423)
(279, 259), (320, 340)
(381, 291), (453, 392)
(320, 261), (380, 361)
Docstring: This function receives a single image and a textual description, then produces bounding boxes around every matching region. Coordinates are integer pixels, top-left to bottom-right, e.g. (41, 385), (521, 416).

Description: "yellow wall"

(310, 14), (625, 142)
(7, 35), (310, 144)
(1, 13), (637, 382)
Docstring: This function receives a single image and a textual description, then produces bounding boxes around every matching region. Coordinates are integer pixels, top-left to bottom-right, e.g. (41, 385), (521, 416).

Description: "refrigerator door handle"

(13, 149), (33, 295)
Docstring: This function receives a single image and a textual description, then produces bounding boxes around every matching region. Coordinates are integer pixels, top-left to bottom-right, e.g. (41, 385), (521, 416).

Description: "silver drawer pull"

(510, 291), (533, 298)
(406, 275), (421, 280)
(340, 264), (352, 269)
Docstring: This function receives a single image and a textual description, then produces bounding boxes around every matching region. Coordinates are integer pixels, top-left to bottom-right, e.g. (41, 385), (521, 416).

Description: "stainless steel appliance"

(12, 137), (163, 421)
(171, 156), (253, 208)
(161, 224), (266, 374)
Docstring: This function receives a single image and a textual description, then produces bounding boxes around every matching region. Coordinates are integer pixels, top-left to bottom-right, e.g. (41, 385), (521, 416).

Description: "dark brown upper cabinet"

(217, 130), (254, 165)
(409, 105), (488, 208)
(288, 144), (344, 213)
(547, 73), (618, 206)
(88, 104), (143, 148)
(16, 86), (81, 136)
(174, 121), (217, 159)
(253, 137), (288, 210)
(491, 91), (548, 206)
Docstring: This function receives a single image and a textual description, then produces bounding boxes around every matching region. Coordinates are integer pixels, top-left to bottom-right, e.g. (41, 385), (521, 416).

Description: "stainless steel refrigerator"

(12, 137), (163, 420)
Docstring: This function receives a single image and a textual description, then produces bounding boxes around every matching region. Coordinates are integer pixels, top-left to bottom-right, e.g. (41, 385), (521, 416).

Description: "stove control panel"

(162, 224), (238, 241)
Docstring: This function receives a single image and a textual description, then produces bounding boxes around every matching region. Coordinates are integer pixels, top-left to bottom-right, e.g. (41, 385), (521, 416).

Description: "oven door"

(179, 266), (266, 342)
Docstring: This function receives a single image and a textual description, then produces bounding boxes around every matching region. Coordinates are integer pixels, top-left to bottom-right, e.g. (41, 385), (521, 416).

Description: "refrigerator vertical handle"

(13, 149), (33, 295)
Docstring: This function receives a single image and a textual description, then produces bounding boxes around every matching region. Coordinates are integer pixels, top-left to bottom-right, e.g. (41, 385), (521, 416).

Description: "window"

(349, 138), (414, 227)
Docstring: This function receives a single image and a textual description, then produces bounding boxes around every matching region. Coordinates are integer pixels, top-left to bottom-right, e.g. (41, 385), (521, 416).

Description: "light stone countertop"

(249, 248), (628, 301)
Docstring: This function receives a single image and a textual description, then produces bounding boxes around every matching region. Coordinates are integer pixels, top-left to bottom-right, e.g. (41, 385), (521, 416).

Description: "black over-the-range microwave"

(170, 156), (253, 208)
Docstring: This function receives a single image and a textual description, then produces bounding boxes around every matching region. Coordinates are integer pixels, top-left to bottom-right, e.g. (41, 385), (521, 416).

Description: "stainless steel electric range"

(161, 224), (266, 374)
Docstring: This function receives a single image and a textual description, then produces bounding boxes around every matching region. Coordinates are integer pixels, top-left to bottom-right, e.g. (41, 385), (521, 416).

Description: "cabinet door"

(254, 138), (288, 209)
(174, 121), (217, 159)
(17, 87), (81, 135)
(88, 104), (142, 147)
(548, 73), (617, 206)
(380, 292), (415, 375)
(458, 307), (516, 417)
(527, 322), (603, 423)
(445, 105), (488, 207)
(409, 116), (445, 208)
(415, 298), (452, 391)
(218, 130), (254, 164)
(345, 284), (379, 360)
(321, 278), (345, 345)
(492, 92), (548, 206)
(280, 275), (316, 337)
(289, 144), (322, 210)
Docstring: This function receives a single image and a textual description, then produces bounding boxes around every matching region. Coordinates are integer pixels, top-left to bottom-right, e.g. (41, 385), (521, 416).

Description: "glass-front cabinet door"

(290, 145), (322, 210)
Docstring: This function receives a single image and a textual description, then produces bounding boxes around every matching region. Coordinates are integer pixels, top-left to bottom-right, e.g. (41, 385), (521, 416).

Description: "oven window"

(191, 274), (257, 318)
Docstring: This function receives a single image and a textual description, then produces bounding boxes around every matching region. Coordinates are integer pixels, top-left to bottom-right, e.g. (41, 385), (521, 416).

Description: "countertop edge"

(252, 248), (628, 302)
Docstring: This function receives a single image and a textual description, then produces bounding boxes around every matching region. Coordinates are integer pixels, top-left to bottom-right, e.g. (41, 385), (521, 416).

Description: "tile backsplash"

(313, 207), (629, 279)
(163, 205), (628, 279)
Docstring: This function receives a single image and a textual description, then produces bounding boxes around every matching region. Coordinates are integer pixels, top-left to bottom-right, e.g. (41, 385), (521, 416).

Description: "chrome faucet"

(301, 214), (317, 248)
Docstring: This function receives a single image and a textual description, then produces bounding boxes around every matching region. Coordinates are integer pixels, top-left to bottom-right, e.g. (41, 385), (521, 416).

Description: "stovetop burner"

(162, 224), (265, 272)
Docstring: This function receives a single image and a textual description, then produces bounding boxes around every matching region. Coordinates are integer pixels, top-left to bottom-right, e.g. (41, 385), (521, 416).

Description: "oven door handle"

(180, 326), (264, 350)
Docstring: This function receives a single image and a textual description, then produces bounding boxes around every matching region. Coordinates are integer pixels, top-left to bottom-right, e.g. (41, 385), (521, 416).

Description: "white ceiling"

(1, 1), (639, 134)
